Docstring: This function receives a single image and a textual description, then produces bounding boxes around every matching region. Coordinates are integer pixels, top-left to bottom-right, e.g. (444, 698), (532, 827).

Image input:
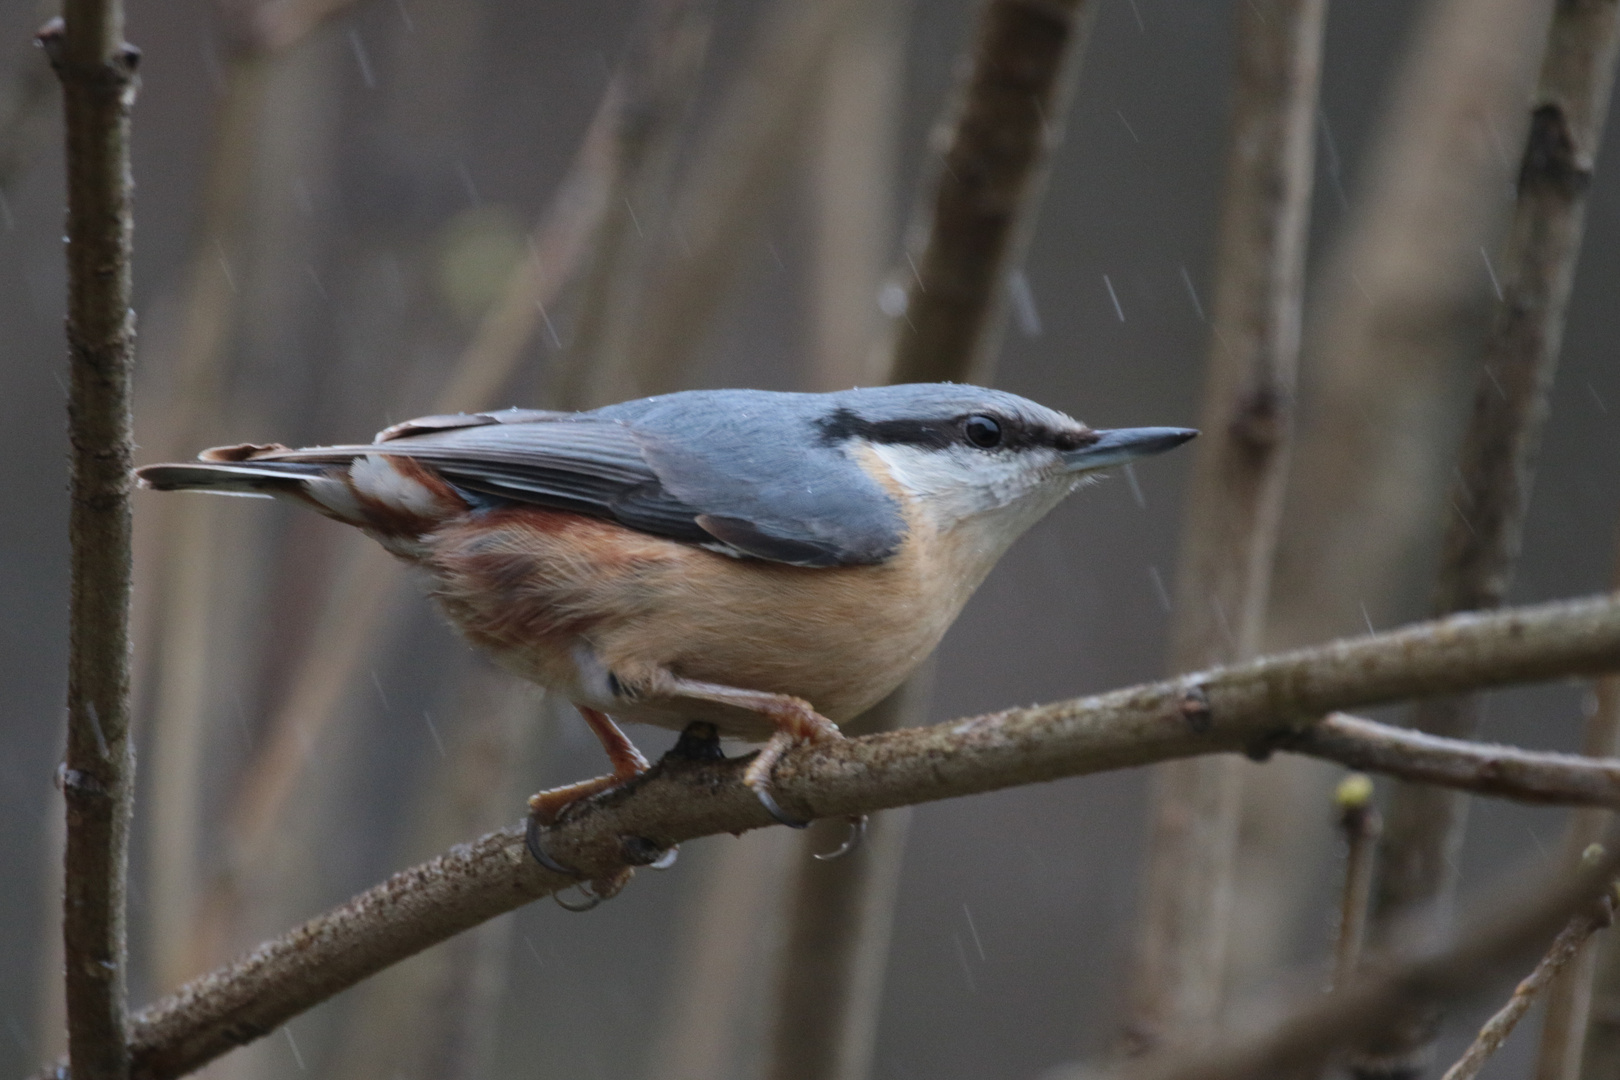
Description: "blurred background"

(4, 0), (1620, 1077)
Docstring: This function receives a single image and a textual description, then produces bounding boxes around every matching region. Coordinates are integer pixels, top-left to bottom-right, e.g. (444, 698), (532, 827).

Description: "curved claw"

(813, 814), (868, 861)
(754, 785), (810, 829)
(649, 845), (680, 870)
(553, 884), (604, 913)
(526, 815), (580, 877)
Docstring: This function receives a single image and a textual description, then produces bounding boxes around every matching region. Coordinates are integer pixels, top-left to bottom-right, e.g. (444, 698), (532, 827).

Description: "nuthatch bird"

(137, 384), (1193, 871)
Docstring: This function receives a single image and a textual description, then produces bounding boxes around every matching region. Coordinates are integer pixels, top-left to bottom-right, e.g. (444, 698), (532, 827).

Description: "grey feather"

(144, 385), (1087, 568)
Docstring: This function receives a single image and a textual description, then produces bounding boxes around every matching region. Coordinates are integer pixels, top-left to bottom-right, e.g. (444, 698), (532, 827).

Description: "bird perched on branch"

(137, 384), (1193, 878)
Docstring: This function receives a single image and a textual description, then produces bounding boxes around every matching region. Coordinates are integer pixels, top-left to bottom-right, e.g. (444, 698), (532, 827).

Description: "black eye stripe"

(816, 407), (1098, 453)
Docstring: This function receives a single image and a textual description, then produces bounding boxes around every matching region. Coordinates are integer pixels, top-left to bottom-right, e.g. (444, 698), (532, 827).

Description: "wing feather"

(239, 400), (904, 566)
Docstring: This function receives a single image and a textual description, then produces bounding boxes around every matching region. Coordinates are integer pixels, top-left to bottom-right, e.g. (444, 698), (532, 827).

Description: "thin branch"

(1125, 0), (1324, 1049)
(136, 0), (370, 991)
(1332, 774), (1381, 989)
(1442, 891), (1615, 1080)
(1580, 831), (1620, 1075)
(887, 0), (1097, 384)
(1286, 714), (1620, 809)
(217, 0), (701, 866)
(1265, 0), (1552, 650)
(1119, 840), (1620, 1080)
(1363, 0), (1620, 1066)
(1540, 678), (1620, 1076)
(1545, 588), (1620, 1080)
(551, 0), (715, 411)
(41, 592), (1620, 1080)
(606, 0), (865, 400)
(40, 5), (140, 1080)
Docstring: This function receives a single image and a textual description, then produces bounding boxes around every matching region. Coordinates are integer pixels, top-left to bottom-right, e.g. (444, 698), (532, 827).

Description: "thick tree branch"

(39, 6), (140, 1080)
(25, 592), (1615, 1080)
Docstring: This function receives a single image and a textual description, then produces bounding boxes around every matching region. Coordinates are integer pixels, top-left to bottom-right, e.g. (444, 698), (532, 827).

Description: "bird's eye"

(963, 414), (1002, 449)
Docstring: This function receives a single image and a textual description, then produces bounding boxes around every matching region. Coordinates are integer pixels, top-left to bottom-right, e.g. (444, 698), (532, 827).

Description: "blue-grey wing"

(295, 396), (906, 567)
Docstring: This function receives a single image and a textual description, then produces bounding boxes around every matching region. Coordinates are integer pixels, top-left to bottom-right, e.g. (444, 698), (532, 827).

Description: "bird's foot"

(742, 709), (845, 831)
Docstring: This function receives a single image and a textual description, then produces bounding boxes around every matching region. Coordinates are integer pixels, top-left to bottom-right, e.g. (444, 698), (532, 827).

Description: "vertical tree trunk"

(1358, 0), (1619, 1072)
(1122, 0), (1324, 1052)
(44, 3), (140, 1077)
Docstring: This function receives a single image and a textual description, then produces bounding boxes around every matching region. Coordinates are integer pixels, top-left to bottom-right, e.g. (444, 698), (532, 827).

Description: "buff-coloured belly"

(420, 506), (971, 741)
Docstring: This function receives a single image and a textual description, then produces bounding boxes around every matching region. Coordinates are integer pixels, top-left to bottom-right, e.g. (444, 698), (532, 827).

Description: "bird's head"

(817, 384), (1196, 567)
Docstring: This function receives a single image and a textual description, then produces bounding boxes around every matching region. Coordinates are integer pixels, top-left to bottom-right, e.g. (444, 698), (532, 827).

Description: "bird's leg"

(526, 706), (661, 889)
(526, 705), (650, 825)
(652, 675), (846, 830)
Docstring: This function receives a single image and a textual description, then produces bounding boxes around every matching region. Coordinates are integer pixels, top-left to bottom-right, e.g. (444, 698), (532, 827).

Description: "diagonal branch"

(37, 591), (1620, 1080)
(1120, 838), (1620, 1080)
(1441, 893), (1614, 1080)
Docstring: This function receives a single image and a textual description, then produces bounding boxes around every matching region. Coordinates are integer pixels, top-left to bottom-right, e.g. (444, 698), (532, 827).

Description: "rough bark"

(41, 5), (141, 1079)
(33, 592), (1620, 1080)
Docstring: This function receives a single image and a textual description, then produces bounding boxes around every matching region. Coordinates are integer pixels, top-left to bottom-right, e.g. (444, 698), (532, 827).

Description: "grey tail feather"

(135, 460), (329, 494)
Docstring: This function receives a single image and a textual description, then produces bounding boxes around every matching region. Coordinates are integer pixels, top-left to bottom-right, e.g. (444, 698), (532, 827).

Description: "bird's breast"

(417, 505), (975, 737)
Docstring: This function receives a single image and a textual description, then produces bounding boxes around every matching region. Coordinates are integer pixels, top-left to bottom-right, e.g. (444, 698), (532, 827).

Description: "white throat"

(865, 442), (1080, 565)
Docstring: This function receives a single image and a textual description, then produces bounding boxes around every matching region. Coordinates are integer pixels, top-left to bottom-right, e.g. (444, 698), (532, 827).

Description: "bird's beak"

(1062, 427), (1197, 472)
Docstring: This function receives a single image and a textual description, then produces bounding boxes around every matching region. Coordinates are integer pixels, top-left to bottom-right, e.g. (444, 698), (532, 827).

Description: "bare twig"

(1361, 0), (1620, 1068)
(1441, 885), (1615, 1080)
(551, 0), (716, 411)
(1124, 0), (1324, 1050)
(39, 5), (140, 1079)
(1333, 774), (1382, 989)
(1249, 0), (1556, 1014)
(1541, 681), (1620, 1074)
(1120, 840), (1620, 1080)
(1286, 713), (1620, 809)
(1581, 838), (1620, 1075)
(216, 0), (702, 873)
(1266, 0), (1553, 649)
(887, 0), (1097, 384)
(36, 592), (1620, 1080)
(461, 0), (715, 414)
(602, 0), (864, 401)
